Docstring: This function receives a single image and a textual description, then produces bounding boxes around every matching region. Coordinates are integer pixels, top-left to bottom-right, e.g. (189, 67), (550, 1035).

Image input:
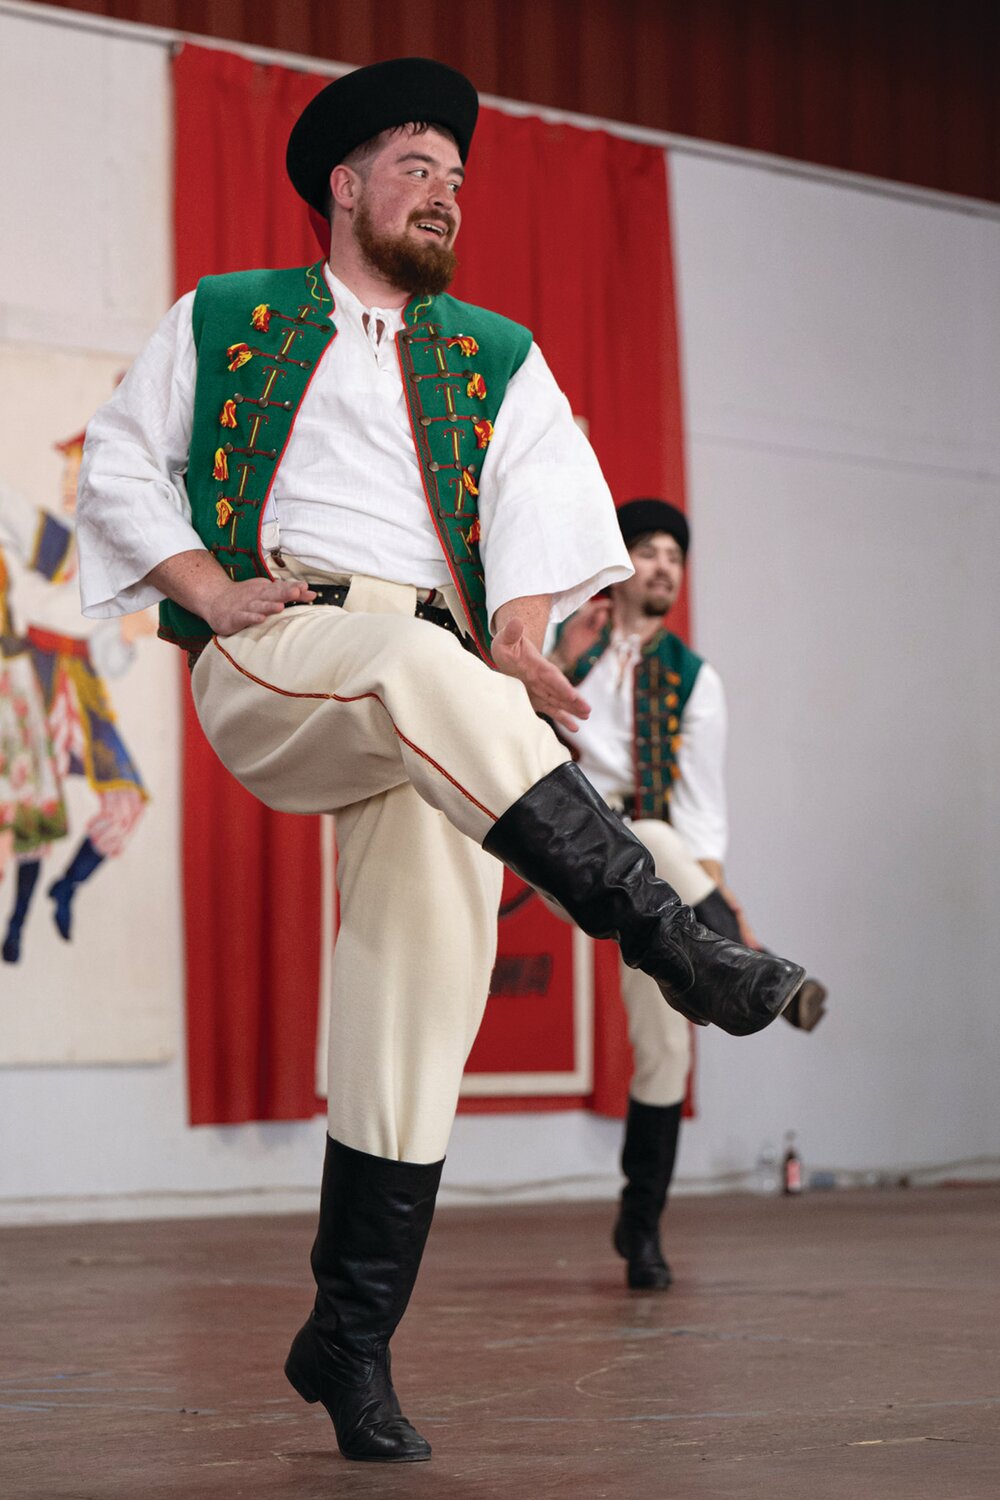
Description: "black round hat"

(286, 57), (479, 213)
(617, 498), (690, 556)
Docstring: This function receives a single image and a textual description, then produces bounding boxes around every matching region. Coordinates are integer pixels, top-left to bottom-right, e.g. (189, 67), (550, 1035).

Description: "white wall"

(668, 153), (1000, 1184)
(0, 8), (171, 352)
(1, 6), (997, 1223)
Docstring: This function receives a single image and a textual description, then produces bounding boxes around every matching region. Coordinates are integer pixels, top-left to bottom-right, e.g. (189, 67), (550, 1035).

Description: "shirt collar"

(323, 265), (406, 335)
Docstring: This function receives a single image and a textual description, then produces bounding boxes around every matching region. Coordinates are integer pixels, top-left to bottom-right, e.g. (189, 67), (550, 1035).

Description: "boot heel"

(285, 1346), (320, 1404)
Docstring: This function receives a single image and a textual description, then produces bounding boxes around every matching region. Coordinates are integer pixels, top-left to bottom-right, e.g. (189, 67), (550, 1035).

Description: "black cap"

(286, 57), (479, 213)
(617, 498), (690, 557)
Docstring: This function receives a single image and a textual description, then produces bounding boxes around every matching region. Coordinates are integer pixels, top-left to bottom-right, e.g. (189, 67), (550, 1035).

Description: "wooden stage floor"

(2, 1186), (998, 1498)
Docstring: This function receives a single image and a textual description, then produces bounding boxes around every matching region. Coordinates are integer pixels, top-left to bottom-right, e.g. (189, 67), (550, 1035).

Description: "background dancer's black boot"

(285, 1138), (442, 1463)
(693, 887), (742, 943)
(48, 837), (105, 941)
(613, 1099), (682, 1290)
(484, 764), (803, 1035)
(2, 858), (41, 963)
(780, 975), (827, 1031)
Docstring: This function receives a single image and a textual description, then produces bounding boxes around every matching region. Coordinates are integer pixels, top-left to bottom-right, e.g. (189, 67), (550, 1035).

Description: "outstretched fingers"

(493, 619), (591, 729)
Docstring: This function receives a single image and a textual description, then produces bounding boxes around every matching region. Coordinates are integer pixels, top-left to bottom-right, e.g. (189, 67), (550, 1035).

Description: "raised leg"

(484, 764), (804, 1036)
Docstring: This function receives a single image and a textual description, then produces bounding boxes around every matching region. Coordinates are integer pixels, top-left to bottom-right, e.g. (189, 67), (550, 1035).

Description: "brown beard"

(354, 198), (457, 297)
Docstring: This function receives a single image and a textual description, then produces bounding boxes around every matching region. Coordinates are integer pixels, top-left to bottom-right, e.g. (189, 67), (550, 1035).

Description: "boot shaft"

(620, 1098), (682, 1227)
(311, 1137), (443, 1347)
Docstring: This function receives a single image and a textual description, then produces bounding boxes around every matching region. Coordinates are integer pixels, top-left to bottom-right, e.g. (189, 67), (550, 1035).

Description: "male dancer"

(554, 498), (826, 1290)
(77, 61), (803, 1463)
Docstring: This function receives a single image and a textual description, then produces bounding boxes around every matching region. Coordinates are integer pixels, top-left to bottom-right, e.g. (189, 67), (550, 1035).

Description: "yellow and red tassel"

(215, 499), (233, 527)
(460, 467), (480, 498)
(447, 334), (479, 357)
(467, 372), (487, 400)
(472, 418), (494, 449)
(219, 399), (238, 428)
(213, 448), (229, 482)
(250, 303), (272, 332)
(226, 342), (253, 372)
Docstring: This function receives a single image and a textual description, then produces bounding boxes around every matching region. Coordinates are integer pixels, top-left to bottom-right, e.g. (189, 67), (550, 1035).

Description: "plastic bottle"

(754, 1141), (779, 1195)
(782, 1131), (803, 1195)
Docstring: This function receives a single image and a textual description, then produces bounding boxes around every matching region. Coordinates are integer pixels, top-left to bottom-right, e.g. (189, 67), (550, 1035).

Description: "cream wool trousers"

(537, 806), (714, 1109)
(191, 575), (569, 1163)
(619, 819), (714, 1109)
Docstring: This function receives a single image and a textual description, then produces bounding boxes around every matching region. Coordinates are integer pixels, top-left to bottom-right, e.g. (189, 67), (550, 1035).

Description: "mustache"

(409, 210), (454, 231)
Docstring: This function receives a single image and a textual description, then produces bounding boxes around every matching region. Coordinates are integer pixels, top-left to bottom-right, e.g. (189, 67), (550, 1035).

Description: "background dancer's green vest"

(158, 262), (532, 663)
(564, 624), (704, 821)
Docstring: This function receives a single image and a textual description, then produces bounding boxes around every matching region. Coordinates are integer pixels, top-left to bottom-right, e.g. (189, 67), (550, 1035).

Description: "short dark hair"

(628, 529), (683, 552)
(324, 121), (459, 221)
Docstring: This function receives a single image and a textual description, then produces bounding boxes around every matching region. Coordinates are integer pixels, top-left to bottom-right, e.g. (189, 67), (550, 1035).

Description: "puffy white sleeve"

(476, 343), (632, 628)
(76, 291), (204, 617)
(669, 662), (729, 863)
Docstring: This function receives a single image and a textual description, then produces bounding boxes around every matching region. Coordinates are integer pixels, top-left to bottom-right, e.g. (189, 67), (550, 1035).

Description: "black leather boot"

(613, 1099), (682, 1290)
(782, 976), (827, 1031)
(693, 887), (741, 942)
(284, 1138), (442, 1463)
(695, 891), (828, 1033)
(484, 764), (804, 1036)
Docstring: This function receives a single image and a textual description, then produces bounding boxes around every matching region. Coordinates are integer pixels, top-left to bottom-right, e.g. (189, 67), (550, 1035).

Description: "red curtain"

(172, 44), (687, 1124)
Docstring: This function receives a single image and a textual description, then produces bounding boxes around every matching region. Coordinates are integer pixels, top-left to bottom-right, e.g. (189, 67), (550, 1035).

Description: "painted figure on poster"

(0, 431), (152, 964)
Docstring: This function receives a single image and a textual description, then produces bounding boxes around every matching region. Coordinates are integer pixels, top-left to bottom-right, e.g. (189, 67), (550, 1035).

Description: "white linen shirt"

(559, 630), (729, 862)
(76, 266), (631, 627)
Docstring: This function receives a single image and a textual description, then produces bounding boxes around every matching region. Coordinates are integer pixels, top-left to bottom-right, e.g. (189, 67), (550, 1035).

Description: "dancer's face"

(622, 533), (685, 619)
(351, 126), (463, 296)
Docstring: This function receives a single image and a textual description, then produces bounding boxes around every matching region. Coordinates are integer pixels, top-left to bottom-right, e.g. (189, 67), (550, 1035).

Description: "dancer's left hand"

(493, 618), (591, 732)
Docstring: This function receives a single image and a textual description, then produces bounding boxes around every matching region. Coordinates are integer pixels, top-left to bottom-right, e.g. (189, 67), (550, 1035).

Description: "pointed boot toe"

(650, 913), (805, 1036)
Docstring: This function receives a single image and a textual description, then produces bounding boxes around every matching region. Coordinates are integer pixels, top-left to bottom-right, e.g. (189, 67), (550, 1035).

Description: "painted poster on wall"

(0, 344), (182, 1064)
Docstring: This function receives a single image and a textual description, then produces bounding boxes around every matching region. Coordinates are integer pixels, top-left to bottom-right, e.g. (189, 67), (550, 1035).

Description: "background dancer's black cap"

(617, 498), (690, 557)
(286, 57), (479, 213)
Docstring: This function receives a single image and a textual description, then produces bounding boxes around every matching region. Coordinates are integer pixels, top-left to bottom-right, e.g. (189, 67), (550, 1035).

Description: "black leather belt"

(289, 582), (475, 651)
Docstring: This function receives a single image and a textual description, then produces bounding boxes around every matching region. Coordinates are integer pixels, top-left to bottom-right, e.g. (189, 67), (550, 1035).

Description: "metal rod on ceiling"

(2, 0), (999, 222)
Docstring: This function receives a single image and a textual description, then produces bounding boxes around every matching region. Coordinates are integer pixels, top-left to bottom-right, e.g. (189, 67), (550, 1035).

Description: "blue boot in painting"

(2, 858), (42, 963)
(48, 837), (105, 941)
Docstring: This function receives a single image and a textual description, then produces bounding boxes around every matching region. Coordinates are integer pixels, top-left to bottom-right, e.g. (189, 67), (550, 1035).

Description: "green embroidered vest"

(565, 624), (704, 821)
(158, 261), (533, 661)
